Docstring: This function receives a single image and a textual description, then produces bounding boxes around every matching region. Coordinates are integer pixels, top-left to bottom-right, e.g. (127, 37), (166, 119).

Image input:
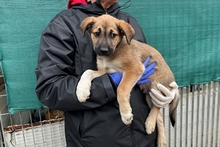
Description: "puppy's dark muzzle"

(95, 47), (113, 56)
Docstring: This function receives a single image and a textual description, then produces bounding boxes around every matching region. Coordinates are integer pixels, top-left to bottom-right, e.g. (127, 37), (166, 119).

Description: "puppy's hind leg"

(145, 95), (167, 147)
(145, 95), (160, 134)
(157, 112), (167, 147)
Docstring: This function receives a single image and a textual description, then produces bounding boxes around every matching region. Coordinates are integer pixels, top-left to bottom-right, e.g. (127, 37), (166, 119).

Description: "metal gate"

(0, 76), (220, 146)
(163, 82), (220, 147)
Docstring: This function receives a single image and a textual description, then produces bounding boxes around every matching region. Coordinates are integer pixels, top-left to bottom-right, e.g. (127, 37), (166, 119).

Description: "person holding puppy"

(35, 0), (178, 146)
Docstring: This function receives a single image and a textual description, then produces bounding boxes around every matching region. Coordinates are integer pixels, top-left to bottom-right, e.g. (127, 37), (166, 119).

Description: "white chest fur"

(97, 57), (121, 74)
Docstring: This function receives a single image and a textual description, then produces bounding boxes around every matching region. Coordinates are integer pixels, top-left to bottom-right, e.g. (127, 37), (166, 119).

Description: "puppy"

(76, 14), (180, 147)
(44, 109), (64, 120)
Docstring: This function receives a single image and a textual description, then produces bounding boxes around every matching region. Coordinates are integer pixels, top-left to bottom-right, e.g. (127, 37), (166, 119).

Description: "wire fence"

(163, 82), (220, 147)
(0, 71), (219, 147)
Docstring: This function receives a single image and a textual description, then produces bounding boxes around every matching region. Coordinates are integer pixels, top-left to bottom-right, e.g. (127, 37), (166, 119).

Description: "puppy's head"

(80, 14), (135, 56)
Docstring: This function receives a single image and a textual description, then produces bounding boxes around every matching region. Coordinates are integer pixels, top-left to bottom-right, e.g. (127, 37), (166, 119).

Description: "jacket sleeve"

(35, 14), (116, 111)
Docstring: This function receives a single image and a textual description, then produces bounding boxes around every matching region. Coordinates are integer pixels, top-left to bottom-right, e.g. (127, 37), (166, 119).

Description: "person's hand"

(149, 81), (178, 108)
(137, 56), (156, 85)
(109, 56), (156, 87)
(109, 72), (122, 87)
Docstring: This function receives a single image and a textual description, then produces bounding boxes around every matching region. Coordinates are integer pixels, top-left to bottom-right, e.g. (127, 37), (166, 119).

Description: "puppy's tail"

(169, 89), (180, 127)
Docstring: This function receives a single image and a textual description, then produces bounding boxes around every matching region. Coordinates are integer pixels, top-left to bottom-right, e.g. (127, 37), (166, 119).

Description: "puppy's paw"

(76, 80), (91, 102)
(121, 112), (133, 125)
(145, 117), (156, 134)
(157, 138), (167, 147)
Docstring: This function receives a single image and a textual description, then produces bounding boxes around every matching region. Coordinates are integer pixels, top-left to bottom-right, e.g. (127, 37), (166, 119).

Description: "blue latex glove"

(109, 56), (156, 87)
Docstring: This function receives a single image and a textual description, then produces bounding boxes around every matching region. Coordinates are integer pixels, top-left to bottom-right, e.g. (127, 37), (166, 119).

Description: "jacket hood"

(70, 0), (121, 16)
(67, 0), (87, 9)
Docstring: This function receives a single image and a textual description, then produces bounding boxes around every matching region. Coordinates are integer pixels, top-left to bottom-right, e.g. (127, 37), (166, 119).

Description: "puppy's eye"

(93, 32), (100, 37)
(110, 33), (117, 39)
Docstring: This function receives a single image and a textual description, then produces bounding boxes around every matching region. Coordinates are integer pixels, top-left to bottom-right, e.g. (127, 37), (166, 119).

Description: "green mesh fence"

(0, 1), (66, 114)
(120, 0), (220, 86)
(0, 0), (219, 114)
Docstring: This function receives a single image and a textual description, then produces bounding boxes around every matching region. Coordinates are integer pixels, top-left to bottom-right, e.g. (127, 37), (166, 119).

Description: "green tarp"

(0, 0), (219, 114)
(126, 1), (220, 86)
(0, 1), (66, 114)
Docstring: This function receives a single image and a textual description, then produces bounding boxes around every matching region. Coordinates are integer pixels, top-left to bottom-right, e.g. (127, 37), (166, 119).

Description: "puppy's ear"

(118, 20), (135, 45)
(80, 17), (96, 37)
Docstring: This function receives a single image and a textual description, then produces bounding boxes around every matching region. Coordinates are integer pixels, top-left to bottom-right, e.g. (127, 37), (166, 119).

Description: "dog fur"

(76, 14), (180, 147)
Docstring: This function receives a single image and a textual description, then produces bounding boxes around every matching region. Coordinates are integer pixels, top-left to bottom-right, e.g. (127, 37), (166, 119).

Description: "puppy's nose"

(100, 47), (109, 52)
(95, 46), (113, 56)
(100, 47), (109, 54)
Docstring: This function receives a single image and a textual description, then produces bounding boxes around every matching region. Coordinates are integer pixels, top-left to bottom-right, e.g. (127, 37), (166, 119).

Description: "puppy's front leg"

(76, 69), (105, 102)
(117, 68), (144, 125)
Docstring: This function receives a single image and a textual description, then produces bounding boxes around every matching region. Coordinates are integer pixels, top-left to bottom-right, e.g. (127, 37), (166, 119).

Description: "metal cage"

(0, 70), (220, 147)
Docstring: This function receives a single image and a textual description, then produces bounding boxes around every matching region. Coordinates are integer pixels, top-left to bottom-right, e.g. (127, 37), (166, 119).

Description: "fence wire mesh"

(0, 71), (220, 147)
(162, 82), (220, 147)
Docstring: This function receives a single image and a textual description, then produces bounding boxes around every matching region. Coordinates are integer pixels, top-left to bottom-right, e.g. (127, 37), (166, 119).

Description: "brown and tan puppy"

(76, 14), (180, 147)
(44, 109), (64, 120)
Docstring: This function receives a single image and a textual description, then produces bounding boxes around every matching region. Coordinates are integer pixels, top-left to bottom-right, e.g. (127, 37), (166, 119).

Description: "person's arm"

(35, 14), (116, 111)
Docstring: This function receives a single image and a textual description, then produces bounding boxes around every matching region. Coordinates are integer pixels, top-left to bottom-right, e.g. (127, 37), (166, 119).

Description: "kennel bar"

(1, 82), (220, 147)
(162, 82), (220, 147)
(1, 110), (66, 147)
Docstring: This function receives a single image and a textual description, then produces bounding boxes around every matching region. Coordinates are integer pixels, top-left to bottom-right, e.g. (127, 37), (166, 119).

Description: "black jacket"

(35, 1), (157, 147)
